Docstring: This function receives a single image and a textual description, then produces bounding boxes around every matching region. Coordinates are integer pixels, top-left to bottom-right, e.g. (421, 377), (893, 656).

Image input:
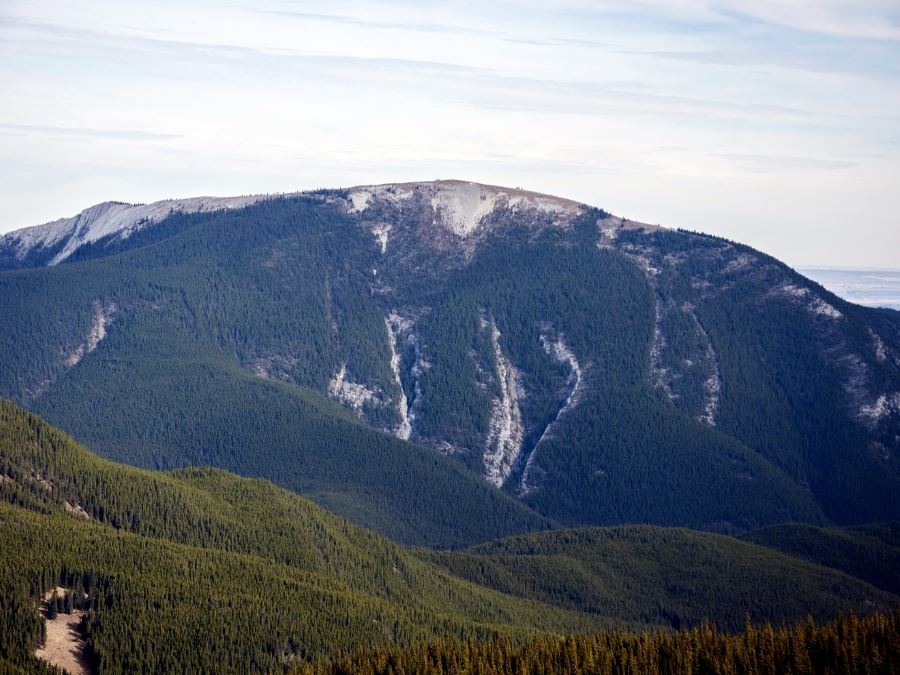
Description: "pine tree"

(46, 591), (58, 620)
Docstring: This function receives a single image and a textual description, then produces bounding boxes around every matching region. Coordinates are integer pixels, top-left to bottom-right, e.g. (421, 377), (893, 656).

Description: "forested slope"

(0, 181), (898, 542)
(421, 526), (897, 631)
(1, 401), (897, 673)
(293, 610), (900, 675)
(742, 522), (900, 595)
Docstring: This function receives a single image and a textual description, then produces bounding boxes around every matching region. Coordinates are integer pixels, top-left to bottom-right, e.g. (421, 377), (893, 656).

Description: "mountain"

(1, 180), (898, 544)
(1, 400), (895, 673)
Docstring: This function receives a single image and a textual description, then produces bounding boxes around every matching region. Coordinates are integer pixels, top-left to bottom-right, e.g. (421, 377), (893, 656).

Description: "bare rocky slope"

(1, 180), (898, 541)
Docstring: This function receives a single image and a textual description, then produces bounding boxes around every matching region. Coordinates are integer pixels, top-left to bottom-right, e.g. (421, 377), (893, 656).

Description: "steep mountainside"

(1, 400), (894, 673)
(1, 180), (898, 540)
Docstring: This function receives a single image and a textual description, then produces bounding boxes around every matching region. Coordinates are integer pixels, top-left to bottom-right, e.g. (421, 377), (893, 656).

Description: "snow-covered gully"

(519, 332), (583, 495)
(385, 314), (412, 440)
(482, 318), (524, 488)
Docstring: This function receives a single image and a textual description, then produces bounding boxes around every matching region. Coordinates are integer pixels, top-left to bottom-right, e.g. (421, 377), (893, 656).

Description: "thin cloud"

(0, 122), (181, 141)
(4, 16), (825, 127)
(640, 46), (900, 79)
(241, 7), (499, 37)
(547, 0), (900, 41)
(716, 153), (858, 171)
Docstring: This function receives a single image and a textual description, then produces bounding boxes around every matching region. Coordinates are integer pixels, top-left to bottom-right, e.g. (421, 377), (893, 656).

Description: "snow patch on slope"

(347, 185), (415, 213)
(647, 299), (720, 426)
(8, 180), (584, 267)
(347, 180), (582, 239)
(482, 317), (524, 488)
(65, 301), (116, 367)
(694, 317), (721, 427)
(385, 313), (412, 440)
(870, 329), (888, 363)
(540, 334), (583, 415)
(327, 364), (378, 413)
(4, 194), (278, 265)
(348, 191), (373, 213)
(859, 392), (900, 425)
(372, 223), (392, 254)
(520, 331), (584, 496)
(430, 183), (501, 237)
(776, 283), (843, 320)
(649, 299), (674, 399)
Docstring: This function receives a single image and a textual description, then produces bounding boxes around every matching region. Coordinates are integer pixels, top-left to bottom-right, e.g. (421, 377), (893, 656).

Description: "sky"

(1, 0), (898, 268)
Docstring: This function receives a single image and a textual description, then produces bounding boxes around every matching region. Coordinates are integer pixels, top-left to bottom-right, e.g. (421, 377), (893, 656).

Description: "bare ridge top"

(0, 180), (649, 266)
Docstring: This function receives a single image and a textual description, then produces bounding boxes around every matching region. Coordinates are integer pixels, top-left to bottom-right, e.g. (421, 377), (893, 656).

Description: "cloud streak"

(715, 153), (858, 171)
(0, 122), (181, 141)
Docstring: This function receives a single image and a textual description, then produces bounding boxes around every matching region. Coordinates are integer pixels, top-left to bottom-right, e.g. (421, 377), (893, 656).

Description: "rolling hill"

(742, 522), (900, 596)
(1, 400), (896, 673)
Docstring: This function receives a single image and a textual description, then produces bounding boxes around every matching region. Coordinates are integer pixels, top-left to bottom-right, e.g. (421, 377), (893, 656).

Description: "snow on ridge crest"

(5, 180), (584, 267)
(347, 180), (583, 238)
(5, 194), (281, 265)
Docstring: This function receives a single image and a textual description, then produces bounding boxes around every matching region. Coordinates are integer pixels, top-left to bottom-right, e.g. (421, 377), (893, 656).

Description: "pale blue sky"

(1, 0), (898, 267)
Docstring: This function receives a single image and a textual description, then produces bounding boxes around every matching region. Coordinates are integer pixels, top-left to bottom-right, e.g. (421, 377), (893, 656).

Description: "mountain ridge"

(0, 180), (602, 269)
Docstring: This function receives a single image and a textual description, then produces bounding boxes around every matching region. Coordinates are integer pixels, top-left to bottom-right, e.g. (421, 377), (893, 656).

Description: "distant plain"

(801, 268), (900, 311)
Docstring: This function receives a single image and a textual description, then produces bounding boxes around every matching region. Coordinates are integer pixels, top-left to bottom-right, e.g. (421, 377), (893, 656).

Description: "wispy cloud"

(715, 153), (858, 171)
(241, 7), (499, 37)
(0, 122), (180, 141)
(641, 45), (900, 78)
(546, 0), (900, 41)
(2, 16), (826, 127)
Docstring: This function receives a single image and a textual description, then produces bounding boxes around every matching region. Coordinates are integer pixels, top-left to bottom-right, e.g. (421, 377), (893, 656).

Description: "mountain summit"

(0, 181), (589, 268)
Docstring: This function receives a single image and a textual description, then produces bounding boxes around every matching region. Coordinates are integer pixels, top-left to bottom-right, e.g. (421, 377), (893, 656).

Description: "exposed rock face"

(482, 317), (524, 488)
(859, 392), (900, 426)
(327, 364), (379, 414)
(772, 282), (843, 320)
(385, 314), (412, 440)
(520, 330), (584, 496)
(65, 301), (116, 368)
(696, 317), (721, 428)
(245, 354), (300, 382)
(345, 180), (583, 242)
(1, 195), (281, 266)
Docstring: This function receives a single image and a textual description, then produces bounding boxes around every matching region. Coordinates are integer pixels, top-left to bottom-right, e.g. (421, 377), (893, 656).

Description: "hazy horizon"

(800, 266), (900, 310)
